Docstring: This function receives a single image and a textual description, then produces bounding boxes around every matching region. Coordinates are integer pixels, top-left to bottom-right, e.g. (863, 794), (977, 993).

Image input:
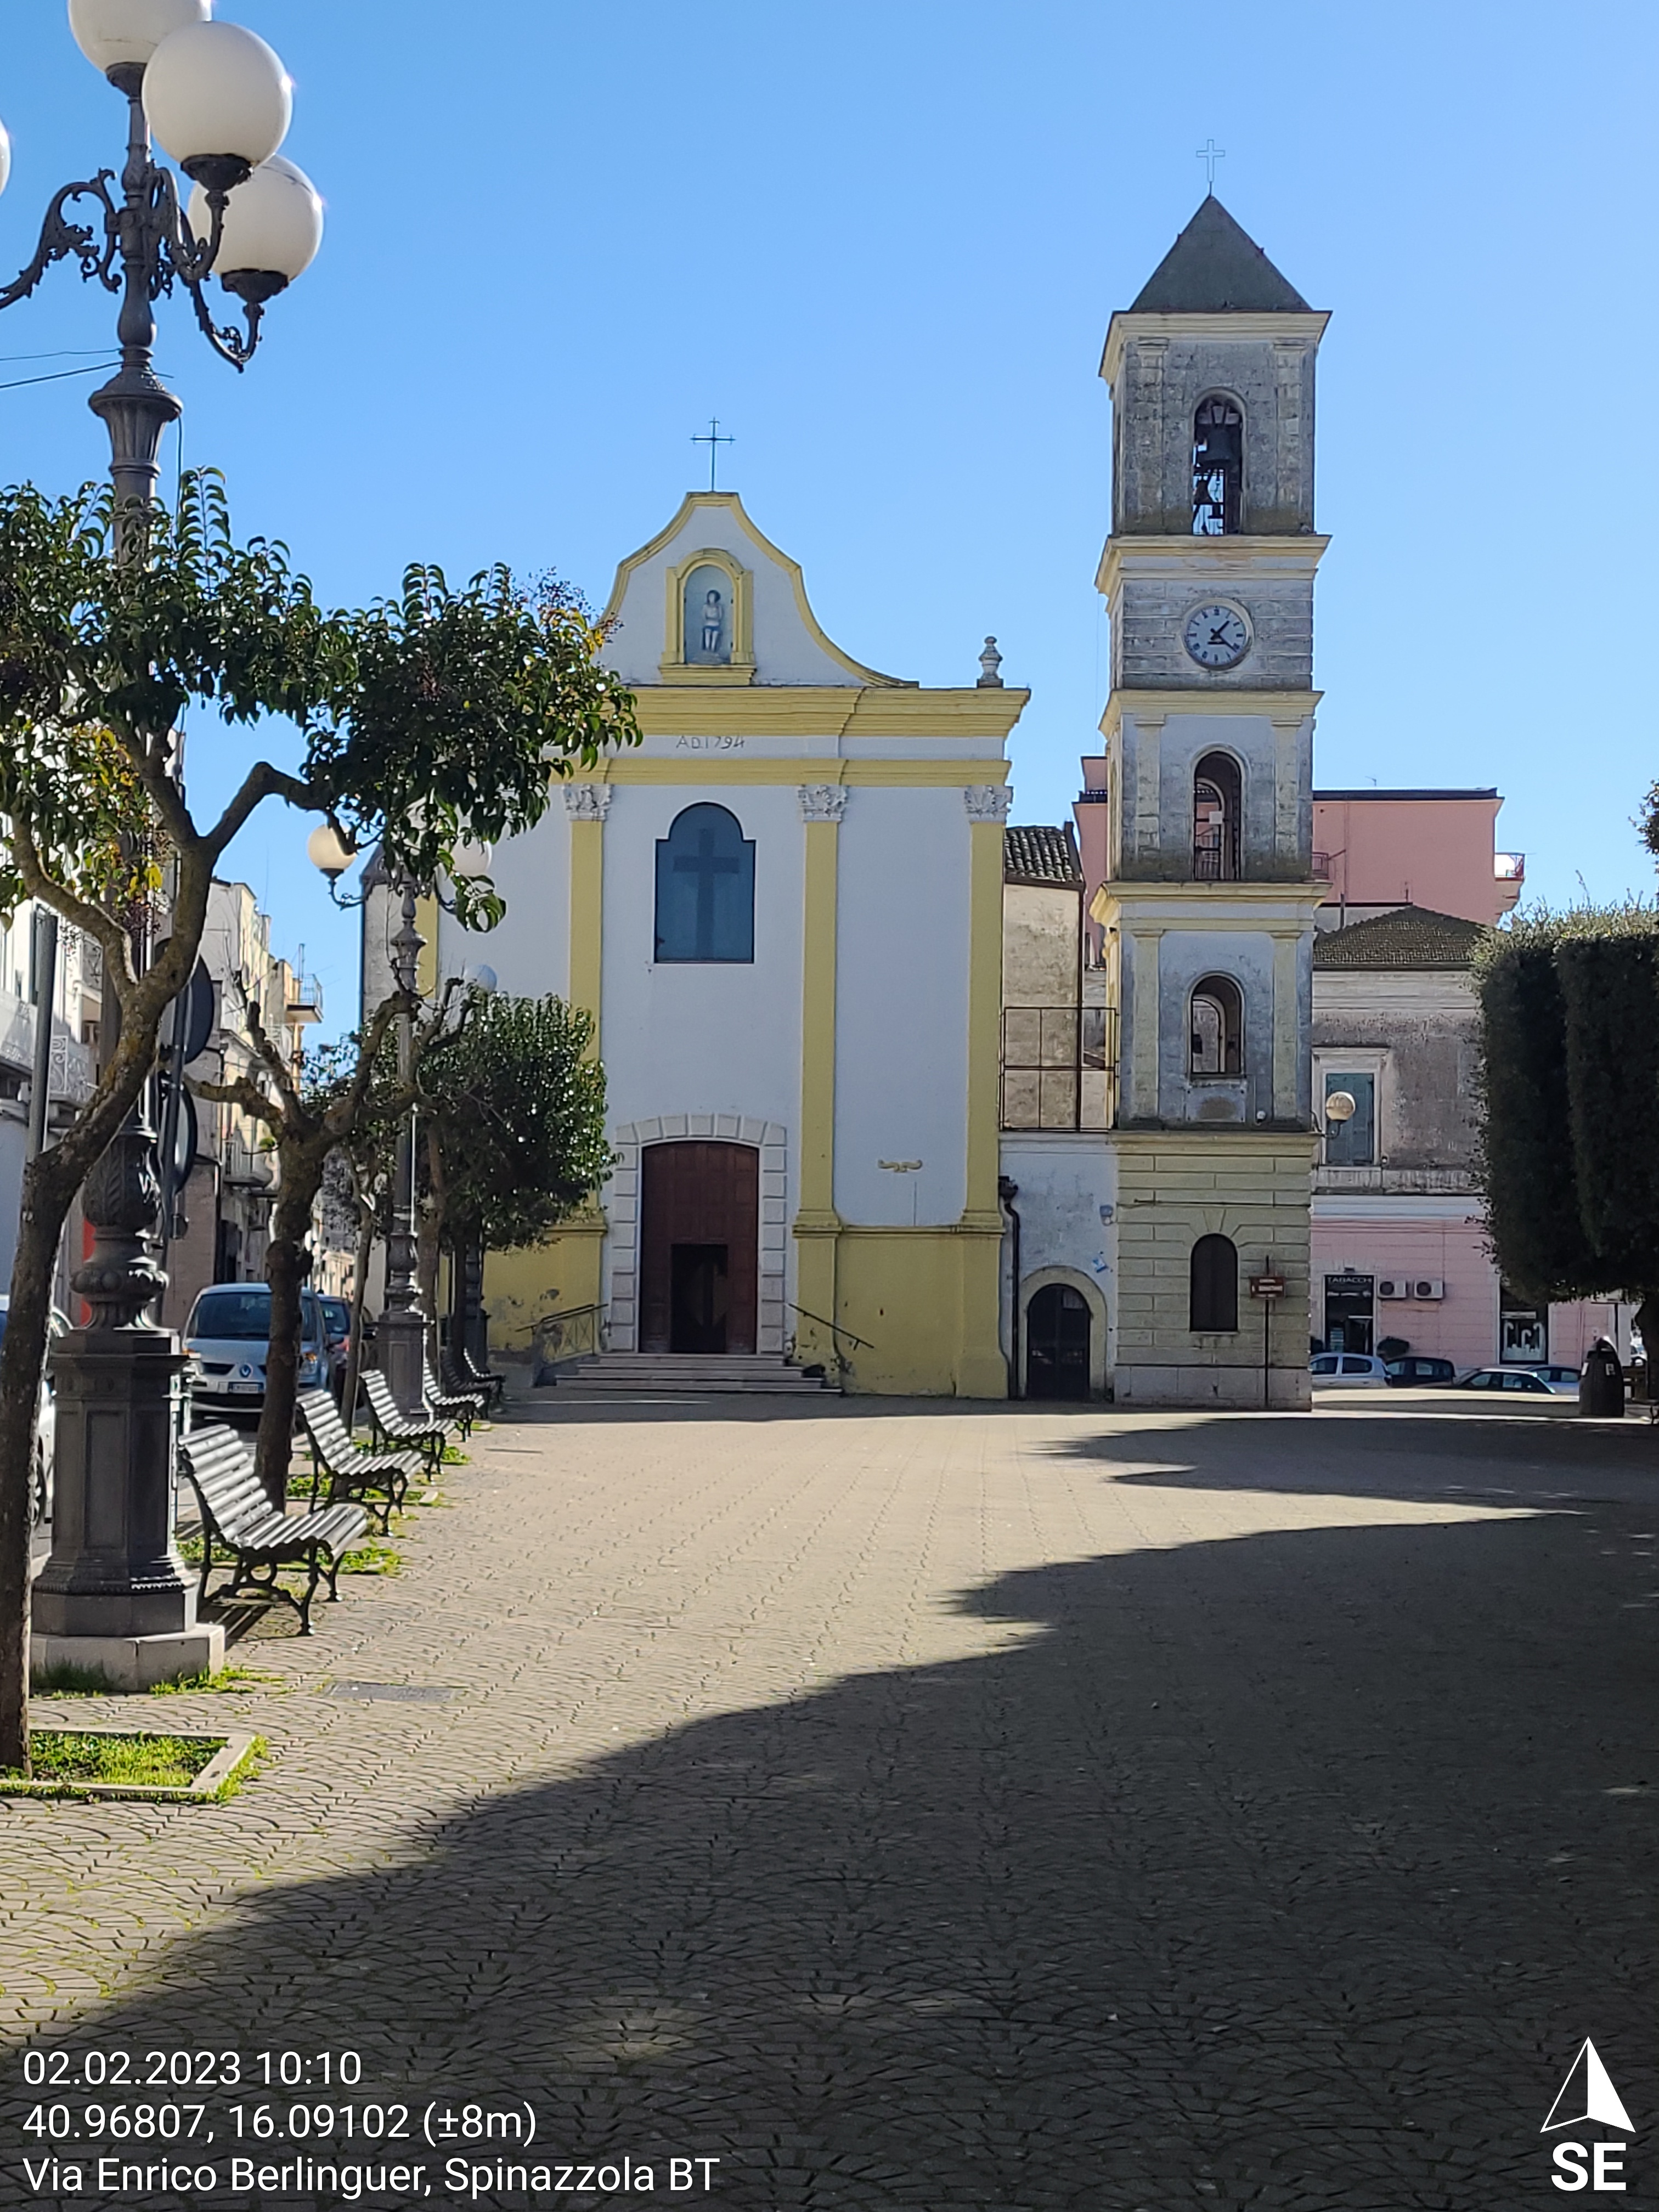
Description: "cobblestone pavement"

(0, 1396), (1654, 2209)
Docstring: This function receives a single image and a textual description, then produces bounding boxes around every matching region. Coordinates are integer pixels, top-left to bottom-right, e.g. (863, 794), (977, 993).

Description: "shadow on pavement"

(16, 1435), (1657, 2211)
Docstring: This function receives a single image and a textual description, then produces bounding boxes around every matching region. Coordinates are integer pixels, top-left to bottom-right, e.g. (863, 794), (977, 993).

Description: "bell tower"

(1096, 196), (1328, 1409)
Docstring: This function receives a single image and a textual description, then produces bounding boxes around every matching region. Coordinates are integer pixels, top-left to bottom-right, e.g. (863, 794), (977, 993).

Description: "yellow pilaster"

(416, 893), (440, 998)
(568, 815), (605, 1057)
(957, 813), (1009, 1397)
(792, 804), (843, 1367)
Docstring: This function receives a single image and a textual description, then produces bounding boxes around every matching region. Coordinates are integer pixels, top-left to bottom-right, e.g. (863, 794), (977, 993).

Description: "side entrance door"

(1026, 1282), (1092, 1399)
(640, 1142), (759, 1355)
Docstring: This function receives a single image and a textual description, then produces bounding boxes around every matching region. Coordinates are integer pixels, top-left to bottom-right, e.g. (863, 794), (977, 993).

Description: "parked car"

(1309, 1352), (1391, 1386)
(0, 1296), (73, 1525)
(319, 1294), (352, 1398)
(184, 1284), (330, 1412)
(1384, 1355), (1458, 1387)
(1528, 1363), (1582, 1391)
(1453, 1365), (1567, 1395)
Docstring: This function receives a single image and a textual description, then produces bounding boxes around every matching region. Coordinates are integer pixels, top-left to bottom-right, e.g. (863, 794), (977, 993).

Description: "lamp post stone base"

(31, 1623), (224, 1694)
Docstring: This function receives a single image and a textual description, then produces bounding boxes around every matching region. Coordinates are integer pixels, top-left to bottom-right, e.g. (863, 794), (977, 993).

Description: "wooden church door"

(640, 1142), (759, 1355)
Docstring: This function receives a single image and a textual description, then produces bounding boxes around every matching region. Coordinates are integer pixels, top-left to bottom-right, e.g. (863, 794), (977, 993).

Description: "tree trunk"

(252, 1137), (330, 1510)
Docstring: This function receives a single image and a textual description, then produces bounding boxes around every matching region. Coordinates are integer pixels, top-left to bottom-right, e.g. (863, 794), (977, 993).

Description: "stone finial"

(798, 784), (849, 823)
(963, 785), (1013, 823)
(562, 782), (613, 822)
(977, 636), (1004, 689)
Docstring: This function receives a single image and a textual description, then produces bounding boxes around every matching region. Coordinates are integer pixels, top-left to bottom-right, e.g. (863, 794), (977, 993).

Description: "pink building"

(1312, 788), (1523, 927)
(1307, 794), (1621, 1371)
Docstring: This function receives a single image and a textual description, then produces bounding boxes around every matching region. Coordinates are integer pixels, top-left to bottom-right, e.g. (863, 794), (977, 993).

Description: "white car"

(0, 1296), (72, 1526)
(1309, 1351), (1391, 1387)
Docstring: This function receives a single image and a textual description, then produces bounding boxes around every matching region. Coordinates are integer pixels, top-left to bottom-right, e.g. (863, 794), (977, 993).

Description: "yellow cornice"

(626, 684), (1029, 742)
(581, 757), (1011, 787)
(602, 490), (911, 690)
(1099, 687), (1321, 740)
(1096, 533), (1329, 599)
(1100, 308), (1330, 388)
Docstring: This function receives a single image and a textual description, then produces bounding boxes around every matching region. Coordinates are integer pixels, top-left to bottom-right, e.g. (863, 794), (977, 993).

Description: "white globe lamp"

(0, 121), (10, 201)
(449, 837), (494, 879)
(463, 964), (499, 996)
(189, 155), (322, 291)
(1324, 1090), (1358, 1126)
(69, 0), (211, 77)
(306, 821), (356, 882)
(143, 19), (290, 191)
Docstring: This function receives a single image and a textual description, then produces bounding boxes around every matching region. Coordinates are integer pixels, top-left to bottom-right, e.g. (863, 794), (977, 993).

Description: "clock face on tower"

(1183, 602), (1251, 670)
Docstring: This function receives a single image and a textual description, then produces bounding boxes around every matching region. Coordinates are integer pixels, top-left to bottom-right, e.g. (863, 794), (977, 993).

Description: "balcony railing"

(1494, 853), (1526, 882)
(1001, 1006), (1116, 1131)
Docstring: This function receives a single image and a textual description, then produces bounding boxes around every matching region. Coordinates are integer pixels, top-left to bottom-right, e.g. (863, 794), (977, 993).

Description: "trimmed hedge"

(1474, 906), (1659, 1305)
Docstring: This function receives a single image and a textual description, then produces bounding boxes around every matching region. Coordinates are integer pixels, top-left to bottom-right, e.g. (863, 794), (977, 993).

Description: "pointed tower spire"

(1130, 196), (1310, 314)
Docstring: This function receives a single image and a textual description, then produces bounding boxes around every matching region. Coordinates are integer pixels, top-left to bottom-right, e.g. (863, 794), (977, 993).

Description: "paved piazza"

(0, 1394), (1654, 2209)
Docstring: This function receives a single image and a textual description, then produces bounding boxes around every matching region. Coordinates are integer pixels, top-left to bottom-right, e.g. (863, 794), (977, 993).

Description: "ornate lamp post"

(2, 0), (320, 1689)
(309, 830), (494, 1419)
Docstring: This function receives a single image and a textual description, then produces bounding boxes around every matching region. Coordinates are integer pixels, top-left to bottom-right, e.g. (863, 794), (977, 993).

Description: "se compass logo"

(1543, 2040), (1635, 2193)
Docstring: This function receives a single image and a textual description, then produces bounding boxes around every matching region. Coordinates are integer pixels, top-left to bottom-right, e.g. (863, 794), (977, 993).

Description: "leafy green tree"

(1474, 904), (1659, 1362)
(0, 472), (636, 1768)
(414, 994), (612, 1343)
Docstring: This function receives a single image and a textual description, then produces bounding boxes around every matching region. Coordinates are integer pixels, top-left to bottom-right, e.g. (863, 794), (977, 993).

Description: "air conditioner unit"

(1378, 1278), (1407, 1300)
(1412, 1278), (1444, 1301)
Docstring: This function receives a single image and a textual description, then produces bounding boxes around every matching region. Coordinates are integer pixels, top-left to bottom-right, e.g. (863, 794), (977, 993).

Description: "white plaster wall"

(602, 500), (865, 689)
(999, 1135), (1117, 1285)
(834, 788), (969, 1226)
(599, 782), (803, 1147)
(438, 804), (572, 1001)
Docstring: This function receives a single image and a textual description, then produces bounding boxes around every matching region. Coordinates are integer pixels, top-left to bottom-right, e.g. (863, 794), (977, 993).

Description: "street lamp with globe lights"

(307, 830), (498, 1416)
(1, 0), (321, 1688)
(0, 1), (320, 526)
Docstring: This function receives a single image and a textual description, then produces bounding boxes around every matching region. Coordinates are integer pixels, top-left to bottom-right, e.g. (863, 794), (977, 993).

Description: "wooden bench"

(364, 1371), (455, 1470)
(447, 1345), (505, 1408)
(296, 1389), (423, 1530)
(179, 1425), (366, 1635)
(425, 1356), (488, 1435)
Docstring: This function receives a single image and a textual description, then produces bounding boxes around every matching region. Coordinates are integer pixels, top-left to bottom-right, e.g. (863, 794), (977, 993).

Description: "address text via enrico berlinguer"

(17, 2044), (722, 2199)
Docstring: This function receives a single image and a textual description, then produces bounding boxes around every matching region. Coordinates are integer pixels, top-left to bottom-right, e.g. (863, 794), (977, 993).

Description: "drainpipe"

(999, 1175), (1022, 1399)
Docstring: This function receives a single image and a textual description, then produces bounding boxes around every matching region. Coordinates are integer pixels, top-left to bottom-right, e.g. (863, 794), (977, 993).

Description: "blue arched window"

(654, 803), (755, 963)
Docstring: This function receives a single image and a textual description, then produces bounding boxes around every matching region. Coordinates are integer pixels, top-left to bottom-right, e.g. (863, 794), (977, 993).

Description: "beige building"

(163, 880), (339, 1330)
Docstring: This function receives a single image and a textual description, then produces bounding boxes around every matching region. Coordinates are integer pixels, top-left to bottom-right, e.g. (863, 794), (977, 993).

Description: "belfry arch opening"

(1192, 394), (1243, 534)
(1193, 751), (1242, 881)
(1189, 974), (1244, 1078)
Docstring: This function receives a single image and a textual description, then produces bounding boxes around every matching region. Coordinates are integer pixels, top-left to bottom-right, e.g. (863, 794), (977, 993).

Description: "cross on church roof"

(691, 417), (735, 490)
(1195, 138), (1226, 192)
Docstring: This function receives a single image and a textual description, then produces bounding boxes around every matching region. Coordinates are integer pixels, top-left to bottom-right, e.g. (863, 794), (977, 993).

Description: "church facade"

(424, 197), (1328, 1406)
(437, 491), (1025, 1396)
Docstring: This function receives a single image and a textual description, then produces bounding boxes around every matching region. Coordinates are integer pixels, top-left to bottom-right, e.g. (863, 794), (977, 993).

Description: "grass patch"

(150, 1664), (286, 1697)
(8, 1730), (217, 1788)
(441, 1443), (471, 1466)
(0, 1730), (266, 1802)
(337, 1541), (402, 1577)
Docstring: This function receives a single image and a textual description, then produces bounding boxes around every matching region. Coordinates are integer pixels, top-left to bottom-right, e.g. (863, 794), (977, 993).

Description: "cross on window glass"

(654, 803), (755, 963)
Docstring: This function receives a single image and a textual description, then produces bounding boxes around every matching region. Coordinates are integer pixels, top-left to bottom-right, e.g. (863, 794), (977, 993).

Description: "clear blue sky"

(2, 1), (1652, 1037)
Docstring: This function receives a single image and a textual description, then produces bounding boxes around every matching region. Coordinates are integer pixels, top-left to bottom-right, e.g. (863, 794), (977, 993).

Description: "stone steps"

(559, 1354), (836, 1396)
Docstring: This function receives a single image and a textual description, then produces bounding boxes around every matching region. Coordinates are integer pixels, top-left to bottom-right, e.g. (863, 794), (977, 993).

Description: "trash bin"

(1579, 1337), (1625, 1418)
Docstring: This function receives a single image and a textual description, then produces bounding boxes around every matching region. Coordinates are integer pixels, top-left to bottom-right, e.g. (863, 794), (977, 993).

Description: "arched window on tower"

(1192, 396), (1243, 535)
(1189, 1234), (1239, 1332)
(1193, 751), (1242, 880)
(654, 803), (755, 963)
(1189, 975), (1244, 1078)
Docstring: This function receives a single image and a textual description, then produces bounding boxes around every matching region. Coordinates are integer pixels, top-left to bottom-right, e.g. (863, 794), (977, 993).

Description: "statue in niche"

(682, 561), (735, 664)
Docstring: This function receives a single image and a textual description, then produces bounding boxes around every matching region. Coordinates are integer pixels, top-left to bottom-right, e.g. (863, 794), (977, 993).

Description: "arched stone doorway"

(1019, 1268), (1108, 1400)
(640, 1141), (759, 1354)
